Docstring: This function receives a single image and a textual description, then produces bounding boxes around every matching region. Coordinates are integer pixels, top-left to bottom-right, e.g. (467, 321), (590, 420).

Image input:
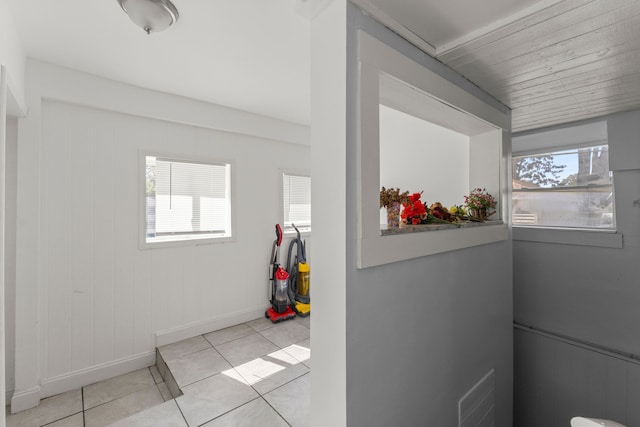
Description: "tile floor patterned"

(5, 315), (311, 426)
(263, 374), (310, 427)
(167, 348), (232, 389)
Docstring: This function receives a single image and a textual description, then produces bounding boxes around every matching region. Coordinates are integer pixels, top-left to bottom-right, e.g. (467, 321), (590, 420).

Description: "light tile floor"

(5, 315), (311, 427)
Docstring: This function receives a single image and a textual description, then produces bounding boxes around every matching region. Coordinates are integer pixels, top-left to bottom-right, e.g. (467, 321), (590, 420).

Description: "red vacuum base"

(265, 306), (296, 323)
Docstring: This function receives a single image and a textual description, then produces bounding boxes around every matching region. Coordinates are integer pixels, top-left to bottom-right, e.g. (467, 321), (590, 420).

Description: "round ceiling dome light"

(117, 0), (179, 34)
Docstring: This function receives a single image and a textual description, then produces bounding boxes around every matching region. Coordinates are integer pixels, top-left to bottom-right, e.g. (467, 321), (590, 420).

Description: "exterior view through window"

(512, 144), (614, 229)
(145, 156), (231, 244)
(283, 173), (311, 233)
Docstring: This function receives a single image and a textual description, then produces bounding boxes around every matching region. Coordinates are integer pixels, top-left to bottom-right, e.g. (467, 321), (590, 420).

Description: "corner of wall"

(309, 1), (348, 426)
(10, 385), (40, 414)
(0, 0), (26, 111)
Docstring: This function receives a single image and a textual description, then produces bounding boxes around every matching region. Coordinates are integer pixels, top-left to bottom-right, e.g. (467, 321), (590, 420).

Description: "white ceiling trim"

(435, 0), (565, 56)
(350, 0), (568, 59)
(350, 0), (437, 56)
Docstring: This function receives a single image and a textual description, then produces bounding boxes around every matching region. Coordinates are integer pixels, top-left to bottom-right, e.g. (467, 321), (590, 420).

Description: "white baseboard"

(10, 385), (41, 414)
(10, 308), (268, 414)
(155, 305), (269, 347)
(6, 386), (14, 406)
(10, 351), (155, 413)
(39, 351), (156, 401)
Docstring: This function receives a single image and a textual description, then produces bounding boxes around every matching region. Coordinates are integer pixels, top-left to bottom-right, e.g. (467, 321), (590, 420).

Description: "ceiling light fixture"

(117, 0), (179, 35)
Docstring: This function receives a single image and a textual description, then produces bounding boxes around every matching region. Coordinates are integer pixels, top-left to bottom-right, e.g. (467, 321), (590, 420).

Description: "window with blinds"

(512, 144), (614, 229)
(145, 156), (231, 244)
(282, 173), (311, 233)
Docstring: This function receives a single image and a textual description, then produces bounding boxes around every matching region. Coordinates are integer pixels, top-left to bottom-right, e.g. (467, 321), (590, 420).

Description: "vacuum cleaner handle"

(291, 223), (306, 263)
(275, 224), (283, 247)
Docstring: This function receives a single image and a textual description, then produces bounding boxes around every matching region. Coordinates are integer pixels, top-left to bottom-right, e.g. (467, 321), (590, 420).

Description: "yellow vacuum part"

(297, 262), (310, 296)
(298, 262), (310, 272)
(295, 302), (311, 315)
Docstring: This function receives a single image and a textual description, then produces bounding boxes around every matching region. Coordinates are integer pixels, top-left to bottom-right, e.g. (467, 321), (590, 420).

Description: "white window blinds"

(146, 156), (231, 243)
(283, 173), (311, 232)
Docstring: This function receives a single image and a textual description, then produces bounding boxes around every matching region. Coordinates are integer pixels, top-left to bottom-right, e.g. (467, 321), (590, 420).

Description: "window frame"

(511, 143), (616, 231)
(355, 31), (510, 269)
(280, 170), (311, 236)
(139, 151), (235, 249)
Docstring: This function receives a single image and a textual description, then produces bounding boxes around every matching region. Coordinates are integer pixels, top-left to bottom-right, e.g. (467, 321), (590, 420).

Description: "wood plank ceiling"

(353, 0), (640, 133)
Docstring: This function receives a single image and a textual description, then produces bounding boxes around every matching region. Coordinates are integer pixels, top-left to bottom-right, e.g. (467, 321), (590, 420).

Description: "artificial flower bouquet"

(464, 187), (497, 220)
(380, 187), (410, 228)
(401, 192), (428, 225)
(380, 187), (410, 208)
(400, 193), (465, 226)
(381, 186), (498, 226)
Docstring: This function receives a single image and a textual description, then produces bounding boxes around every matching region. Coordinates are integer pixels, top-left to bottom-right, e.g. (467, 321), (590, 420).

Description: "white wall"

(0, 0), (25, 109)
(380, 104), (469, 206)
(11, 60), (310, 410)
(309, 0), (347, 424)
(1, 3), (25, 420)
(4, 117), (17, 403)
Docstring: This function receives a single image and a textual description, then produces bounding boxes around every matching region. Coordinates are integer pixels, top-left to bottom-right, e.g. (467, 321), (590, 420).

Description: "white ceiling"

(354, 0), (640, 132)
(7, 0), (640, 133)
(6, 0), (311, 125)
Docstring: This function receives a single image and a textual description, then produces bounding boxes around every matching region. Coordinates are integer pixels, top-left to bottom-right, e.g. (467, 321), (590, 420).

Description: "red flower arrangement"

(400, 192), (465, 226)
(401, 192), (428, 225)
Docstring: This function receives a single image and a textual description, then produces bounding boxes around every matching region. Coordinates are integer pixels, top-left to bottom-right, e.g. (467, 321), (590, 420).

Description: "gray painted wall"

(514, 112), (640, 352)
(345, 6), (514, 426)
(513, 111), (640, 425)
(515, 328), (640, 427)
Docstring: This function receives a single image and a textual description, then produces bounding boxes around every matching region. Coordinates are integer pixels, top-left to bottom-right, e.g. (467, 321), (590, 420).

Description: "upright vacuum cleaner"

(286, 224), (311, 317)
(266, 224), (296, 323)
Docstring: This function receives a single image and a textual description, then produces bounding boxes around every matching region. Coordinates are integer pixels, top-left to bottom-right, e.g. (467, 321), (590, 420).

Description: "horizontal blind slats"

(146, 156), (230, 240)
(283, 174), (311, 229)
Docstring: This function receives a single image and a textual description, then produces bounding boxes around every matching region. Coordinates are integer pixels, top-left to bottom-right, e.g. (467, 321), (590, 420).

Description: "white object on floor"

(571, 417), (627, 427)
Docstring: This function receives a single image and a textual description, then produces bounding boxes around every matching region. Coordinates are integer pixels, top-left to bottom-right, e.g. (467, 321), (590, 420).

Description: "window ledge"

(140, 235), (234, 250)
(381, 220), (503, 236)
(360, 223), (509, 268)
(513, 226), (622, 248)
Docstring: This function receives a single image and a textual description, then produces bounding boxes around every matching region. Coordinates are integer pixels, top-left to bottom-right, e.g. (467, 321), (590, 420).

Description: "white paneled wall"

(11, 61), (309, 410)
(4, 117), (17, 402)
(39, 100), (309, 379)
